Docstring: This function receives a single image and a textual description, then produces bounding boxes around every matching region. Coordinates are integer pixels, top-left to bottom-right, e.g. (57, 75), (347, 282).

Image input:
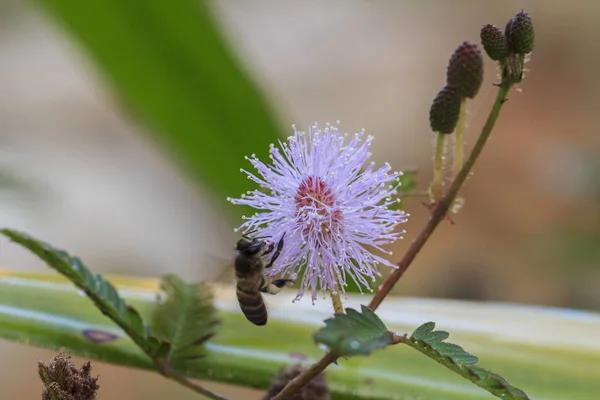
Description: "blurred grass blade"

(1, 271), (599, 400)
(33, 0), (283, 207)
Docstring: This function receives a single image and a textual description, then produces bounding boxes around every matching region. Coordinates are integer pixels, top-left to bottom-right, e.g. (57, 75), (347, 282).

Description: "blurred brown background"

(0, 0), (598, 398)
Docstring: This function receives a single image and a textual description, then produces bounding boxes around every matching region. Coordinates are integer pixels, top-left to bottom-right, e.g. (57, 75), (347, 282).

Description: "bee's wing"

(213, 262), (236, 284)
(203, 250), (236, 284)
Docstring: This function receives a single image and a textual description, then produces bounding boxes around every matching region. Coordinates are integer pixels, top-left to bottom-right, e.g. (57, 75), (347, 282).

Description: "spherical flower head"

(228, 122), (408, 303)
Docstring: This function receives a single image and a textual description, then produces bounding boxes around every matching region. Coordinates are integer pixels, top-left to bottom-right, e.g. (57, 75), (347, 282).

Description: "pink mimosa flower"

(228, 122), (408, 303)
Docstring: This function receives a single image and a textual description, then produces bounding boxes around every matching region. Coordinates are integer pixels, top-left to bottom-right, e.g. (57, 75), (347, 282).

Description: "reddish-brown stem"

(269, 352), (338, 400)
(156, 362), (231, 400)
(270, 82), (510, 400)
(370, 82), (509, 311)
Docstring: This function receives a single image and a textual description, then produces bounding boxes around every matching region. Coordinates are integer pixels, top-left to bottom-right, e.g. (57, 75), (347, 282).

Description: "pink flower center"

(294, 176), (342, 234)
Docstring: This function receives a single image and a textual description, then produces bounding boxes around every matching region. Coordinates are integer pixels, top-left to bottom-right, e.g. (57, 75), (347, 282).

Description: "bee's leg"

(264, 233), (286, 269)
(259, 276), (270, 293)
(271, 279), (295, 290)
(261, 279), (294, 295)
(262, 242), (275, 256)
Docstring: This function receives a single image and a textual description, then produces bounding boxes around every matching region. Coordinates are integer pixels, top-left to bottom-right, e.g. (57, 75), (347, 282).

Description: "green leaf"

(0, 228), (164, 357)
(407, 321), (530, 400)
(386, 167), (419, 214)
(313, 305), (393, 356)
(152, 274), (220, 368)
(398, 167), (419, 195)
(411, 321), (476, 364)
(32, 0), (284, 210)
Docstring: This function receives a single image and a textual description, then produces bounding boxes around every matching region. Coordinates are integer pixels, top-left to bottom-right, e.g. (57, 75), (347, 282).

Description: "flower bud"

(262, 365), (330, 400)
(446, 41), (484, 98)
(480, 24), (509, 61)
(429, 85), (462, 134)
(508, 10), (535, 54)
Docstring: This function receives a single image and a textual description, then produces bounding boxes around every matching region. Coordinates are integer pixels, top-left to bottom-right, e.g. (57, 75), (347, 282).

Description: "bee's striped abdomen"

(236, 283), (267, 326)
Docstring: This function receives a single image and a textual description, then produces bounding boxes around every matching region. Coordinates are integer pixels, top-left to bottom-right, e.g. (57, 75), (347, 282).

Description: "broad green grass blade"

(0, 270), (599, 400)
(33, 0), (283, 206)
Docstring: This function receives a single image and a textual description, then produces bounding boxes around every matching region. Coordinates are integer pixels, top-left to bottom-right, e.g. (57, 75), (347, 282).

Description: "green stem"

(331, 284), (344, 314)
(432, 133), (446, 201)
(453, 98), (468, 177)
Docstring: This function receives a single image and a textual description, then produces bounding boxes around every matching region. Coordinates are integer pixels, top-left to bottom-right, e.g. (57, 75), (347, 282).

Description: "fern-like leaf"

(406, 321), (530, 400)
(0, 228), (166, 357)
(152, 274), (220, 368)
(313, 305), (393, 356)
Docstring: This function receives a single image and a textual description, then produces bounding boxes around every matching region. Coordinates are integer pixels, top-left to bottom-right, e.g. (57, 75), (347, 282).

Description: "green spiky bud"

(507, 10), (535, 54)
(480, 24), (509, 61)
(429, 85), (462, 134)
(446, 41), (484, 98)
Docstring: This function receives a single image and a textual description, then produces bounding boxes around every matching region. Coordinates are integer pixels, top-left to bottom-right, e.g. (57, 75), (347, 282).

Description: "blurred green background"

(0, 0), (599, 398)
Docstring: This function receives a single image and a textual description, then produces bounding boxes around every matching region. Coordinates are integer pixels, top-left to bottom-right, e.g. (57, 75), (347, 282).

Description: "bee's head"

(236, 237), (263, 255)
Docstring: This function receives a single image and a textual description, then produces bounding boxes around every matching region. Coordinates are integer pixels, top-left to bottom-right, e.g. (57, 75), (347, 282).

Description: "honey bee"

(234, 232), (293, 326)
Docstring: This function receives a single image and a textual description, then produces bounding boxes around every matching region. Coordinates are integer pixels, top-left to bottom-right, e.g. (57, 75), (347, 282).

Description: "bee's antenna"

(252, 235), (271, 241)
(241, 229), (272, 241)
(241, 230), (254, 240)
